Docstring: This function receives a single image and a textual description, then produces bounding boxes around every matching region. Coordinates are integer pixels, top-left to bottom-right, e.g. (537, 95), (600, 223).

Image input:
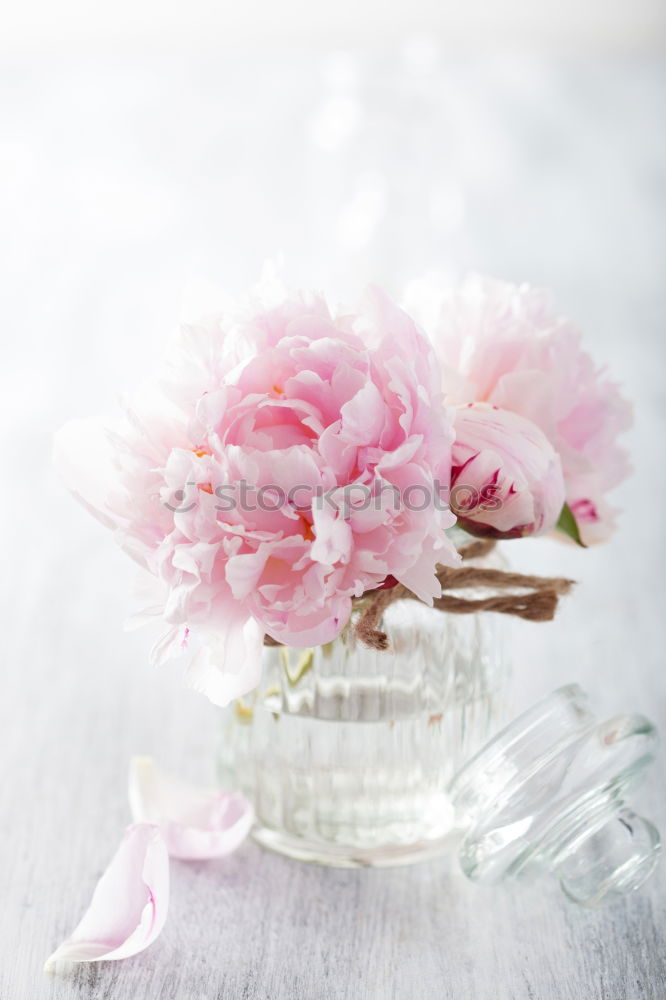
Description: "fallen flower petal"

(128, 756), (254, 860)
(44, 824), (169, 969)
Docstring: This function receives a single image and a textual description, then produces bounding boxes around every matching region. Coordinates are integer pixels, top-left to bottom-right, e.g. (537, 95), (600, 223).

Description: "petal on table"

(128, 756), (254, 861)
(44, 824), (169, 969)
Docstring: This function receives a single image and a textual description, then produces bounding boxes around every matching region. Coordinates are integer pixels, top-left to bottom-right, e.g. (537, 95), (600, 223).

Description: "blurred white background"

(3, 0), (666, 53)
(2, 5), (666, 997)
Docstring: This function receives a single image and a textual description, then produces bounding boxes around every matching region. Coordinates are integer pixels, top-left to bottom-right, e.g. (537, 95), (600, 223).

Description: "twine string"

(264, 539), (575, 651)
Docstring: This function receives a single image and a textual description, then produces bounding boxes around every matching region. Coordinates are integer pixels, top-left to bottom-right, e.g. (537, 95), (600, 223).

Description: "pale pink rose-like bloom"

(55, 277), (459, 705)
(405, 273), (632, 544)
(451, 403), (566, 539)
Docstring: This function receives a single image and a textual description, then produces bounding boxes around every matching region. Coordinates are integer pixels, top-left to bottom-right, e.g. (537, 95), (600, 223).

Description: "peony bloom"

(405, 273), (632, 544)
(451, 403), (565, 539)
(55, 277), (459, 705)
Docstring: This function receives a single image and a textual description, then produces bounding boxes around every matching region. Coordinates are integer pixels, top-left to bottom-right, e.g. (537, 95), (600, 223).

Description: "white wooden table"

(1, 44), (664, 999)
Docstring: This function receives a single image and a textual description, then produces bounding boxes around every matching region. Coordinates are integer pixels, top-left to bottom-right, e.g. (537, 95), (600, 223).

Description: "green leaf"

(556, 502), (587, 547)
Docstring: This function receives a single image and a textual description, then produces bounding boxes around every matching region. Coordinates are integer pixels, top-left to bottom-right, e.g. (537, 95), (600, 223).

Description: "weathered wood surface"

(1, 46), (665, 1000)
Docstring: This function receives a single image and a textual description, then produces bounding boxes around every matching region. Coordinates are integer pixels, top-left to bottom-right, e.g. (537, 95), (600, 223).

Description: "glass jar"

(218, 540), (510, 867)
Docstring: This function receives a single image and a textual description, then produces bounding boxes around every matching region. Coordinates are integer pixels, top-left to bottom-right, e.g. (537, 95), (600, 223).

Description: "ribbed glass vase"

(218, 542), (510, 867)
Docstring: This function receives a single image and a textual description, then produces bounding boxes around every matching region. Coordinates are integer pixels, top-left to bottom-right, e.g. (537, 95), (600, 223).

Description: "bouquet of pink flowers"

(56, 271), (630, 706)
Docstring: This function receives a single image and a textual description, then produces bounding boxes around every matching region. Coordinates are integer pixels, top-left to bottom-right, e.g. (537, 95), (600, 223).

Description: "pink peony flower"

(405, 273), (632, 544)
(56, 277), (459, 705)
(451, 403), (565, 539)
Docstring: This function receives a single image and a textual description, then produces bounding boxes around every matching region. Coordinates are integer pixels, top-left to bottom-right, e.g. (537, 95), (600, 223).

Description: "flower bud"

(450, 403), (565, 539)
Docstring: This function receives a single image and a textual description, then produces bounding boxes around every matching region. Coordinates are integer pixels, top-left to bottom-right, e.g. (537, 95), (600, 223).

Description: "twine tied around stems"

(264, 538), (575, 652)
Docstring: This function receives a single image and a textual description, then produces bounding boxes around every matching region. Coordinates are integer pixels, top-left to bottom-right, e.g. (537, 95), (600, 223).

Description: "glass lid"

(448, 684), (661, 907)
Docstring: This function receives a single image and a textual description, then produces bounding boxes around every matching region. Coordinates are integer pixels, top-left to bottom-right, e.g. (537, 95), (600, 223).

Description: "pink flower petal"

(185, 614), (264, 707)
(128, 757), (254, 861)
(53, 417), (120, 533)
(44, 824), (168, 969)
